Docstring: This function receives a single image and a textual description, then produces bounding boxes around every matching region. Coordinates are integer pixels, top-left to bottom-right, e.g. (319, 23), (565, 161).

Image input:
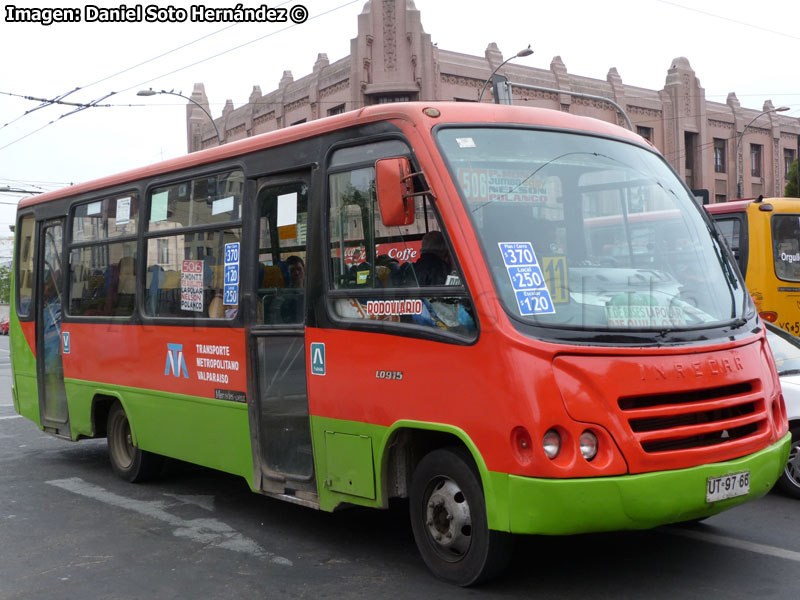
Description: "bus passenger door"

(250, 175), (315, 495)
(37, 220), (69, 436)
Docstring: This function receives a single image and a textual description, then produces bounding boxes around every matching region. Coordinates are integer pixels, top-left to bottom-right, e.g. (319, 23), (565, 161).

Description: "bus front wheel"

(107, 402), (163, 483)
(409, 447), (512, 586)
(777, 427), (800, 499)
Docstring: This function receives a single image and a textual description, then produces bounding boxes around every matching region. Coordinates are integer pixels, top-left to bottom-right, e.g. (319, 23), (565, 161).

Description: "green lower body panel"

(503, 433), (791, 535)
(310, 416), (789, 536)
(64, 379), (255, 487)
(14, 373), (40, 426)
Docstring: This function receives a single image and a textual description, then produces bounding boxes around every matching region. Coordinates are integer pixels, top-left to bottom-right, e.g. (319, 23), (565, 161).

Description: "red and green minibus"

(11, 102), (790, 585)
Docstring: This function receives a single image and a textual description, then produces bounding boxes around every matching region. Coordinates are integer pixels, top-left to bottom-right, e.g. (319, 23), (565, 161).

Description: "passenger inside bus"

(530, 218), (561, 258)
(286, 255), (305, 288)
(280, 255), (305, 323)
(256, 257), (305, 324)
(375, 254), (399, 287)
(414, 231), (450, 286)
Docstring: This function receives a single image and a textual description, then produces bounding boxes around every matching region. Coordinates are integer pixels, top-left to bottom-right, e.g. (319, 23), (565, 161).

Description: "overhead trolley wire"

(0, 0), (360, 153)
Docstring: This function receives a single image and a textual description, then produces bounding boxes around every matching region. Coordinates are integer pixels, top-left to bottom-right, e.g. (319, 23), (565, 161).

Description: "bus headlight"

(543, 429), (561, 459)
(579, 431), (598, 461)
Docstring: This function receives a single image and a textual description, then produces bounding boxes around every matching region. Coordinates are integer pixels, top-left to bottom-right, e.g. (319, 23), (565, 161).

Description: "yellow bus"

(707, 197), (800, 335)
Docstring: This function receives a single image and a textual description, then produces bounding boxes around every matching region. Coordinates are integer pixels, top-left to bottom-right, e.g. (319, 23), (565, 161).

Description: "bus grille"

(617, 381), (767, 453)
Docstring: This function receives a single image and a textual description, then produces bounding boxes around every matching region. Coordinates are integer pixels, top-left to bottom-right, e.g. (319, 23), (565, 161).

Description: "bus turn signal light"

(760, 311), (778, 323)
(511, 426), (533, 465)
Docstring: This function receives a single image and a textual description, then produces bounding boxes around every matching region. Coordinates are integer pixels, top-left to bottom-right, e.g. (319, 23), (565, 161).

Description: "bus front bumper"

(503, 433), (790, 535)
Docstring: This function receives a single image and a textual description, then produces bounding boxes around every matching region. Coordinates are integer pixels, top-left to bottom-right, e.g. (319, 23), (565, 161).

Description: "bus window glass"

(772, 215), (800, 282)
(145, 228), (242, 318)
(328, 166), (476, 337)
(72, 193), (139, 242)
(438, 127), (744, 332)
(69, 242), (137, 316)
(257, 182), (308, 325)
(16, 215), (35, 317)
(148, 170), (244, 230)
(68, 194), (139, 318)
(328, 140), (410, 168)
(713, 217), (742, 266)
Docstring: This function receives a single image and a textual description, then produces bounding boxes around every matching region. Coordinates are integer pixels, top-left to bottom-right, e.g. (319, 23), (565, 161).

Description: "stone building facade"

(186, 0), (799, 203)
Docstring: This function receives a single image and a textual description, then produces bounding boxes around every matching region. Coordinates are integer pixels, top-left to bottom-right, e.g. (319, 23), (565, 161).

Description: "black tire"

(409, 446), (513, 586)
(777, 427), (800, 499)
(107, 401), (163, 483)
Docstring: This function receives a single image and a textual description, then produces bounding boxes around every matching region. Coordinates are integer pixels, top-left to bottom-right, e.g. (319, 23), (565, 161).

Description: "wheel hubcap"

(785, 442), (800, 488)
(111, 412), (135, 469)
(424, 478), (472, 559)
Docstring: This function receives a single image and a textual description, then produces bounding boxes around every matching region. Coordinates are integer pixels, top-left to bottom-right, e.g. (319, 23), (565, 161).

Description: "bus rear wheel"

(107, 402), (163, 483)
(409, 447), (512, 586)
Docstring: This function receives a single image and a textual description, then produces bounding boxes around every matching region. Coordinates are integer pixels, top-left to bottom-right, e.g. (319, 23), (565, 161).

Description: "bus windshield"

(437, 127), (745, 335)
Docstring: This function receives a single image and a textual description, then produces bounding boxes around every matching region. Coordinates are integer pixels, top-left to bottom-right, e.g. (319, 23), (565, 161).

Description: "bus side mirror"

(376, 157), (416, 226)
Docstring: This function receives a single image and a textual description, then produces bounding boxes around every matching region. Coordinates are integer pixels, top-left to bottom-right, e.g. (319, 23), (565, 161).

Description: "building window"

(371, 94), (416, 105)
(715, 194), (727, 203)
(290, 118), (307, 126)
(636, 126), (653, 142)
(750, 144), (762, 178)
(157, 238), (169, 264)
(713, 139), (726, 173)
(327, 104), (345, 116)
(684, 131), (698, 190)
(786, 149), (796, 180)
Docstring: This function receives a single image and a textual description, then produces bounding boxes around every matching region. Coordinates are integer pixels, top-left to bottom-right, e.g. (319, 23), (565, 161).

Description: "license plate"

(706, 470), (750, 502)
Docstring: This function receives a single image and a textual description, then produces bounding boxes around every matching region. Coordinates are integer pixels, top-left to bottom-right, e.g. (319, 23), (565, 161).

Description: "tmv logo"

(164, 343), (189, 378)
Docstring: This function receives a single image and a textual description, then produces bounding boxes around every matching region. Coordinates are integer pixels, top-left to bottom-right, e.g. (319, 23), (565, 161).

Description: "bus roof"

(705, 197), (800, 214)
(18, 102), (646, 210)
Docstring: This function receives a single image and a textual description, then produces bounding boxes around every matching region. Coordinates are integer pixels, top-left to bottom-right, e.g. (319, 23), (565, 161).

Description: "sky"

(1, 0), (798, 234)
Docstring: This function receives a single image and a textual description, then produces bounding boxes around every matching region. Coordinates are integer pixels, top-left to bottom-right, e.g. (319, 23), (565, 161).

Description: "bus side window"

(256, 181), (309, 325)
(327, 162), (476, 338)
(15, 215), (35, 318)
(68, 194), (139, 318)
(712, 217), (743, 271)
(145, 170), (244, 320)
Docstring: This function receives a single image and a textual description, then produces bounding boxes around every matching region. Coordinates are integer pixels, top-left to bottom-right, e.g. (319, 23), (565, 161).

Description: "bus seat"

(375, 265), (390, 287)
(261, 265), (286, 288)
(88, 273), (105, 298)
(117, 257), (135, 294)
(278, 261), (290, 286)
(259, 264), (286, 324)
(160, 270), (181, 315)
(208, 294), (225, 318)
(162, 270), (180, 289)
